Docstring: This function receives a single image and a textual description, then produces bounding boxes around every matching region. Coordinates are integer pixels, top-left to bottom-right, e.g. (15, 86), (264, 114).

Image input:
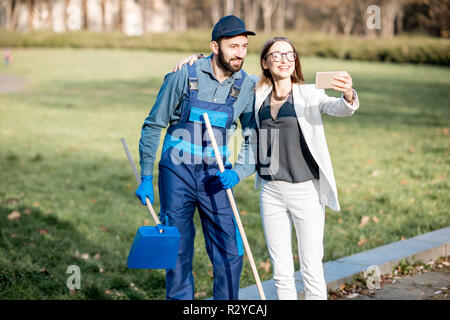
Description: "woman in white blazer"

(253, 36), (359, 300)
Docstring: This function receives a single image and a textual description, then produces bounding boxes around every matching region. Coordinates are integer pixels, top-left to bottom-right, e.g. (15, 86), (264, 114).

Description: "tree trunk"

(257, 0), (279, 33)
(64, 0), (70, 31)
(211, 0), (220, 25)
(395, 8), (404, 34)
(46, 0), (53, 30)
(356, 0), (376, 38)
(2, 0), (11, 30)
(233, 0), (241, 17)
(337, 0), (356, 35)
(243, 0), (258, 31)
(224, 0), (233, 15)
(101, 0), (107, 31)
(82, 0), (88, 30)
(275, 0), (285, 32)
(380, 0), (403, 38)
(141, 0), (146, 33)
(178, 0), (187, 31)
(170, 0), (187, 31)
(11, 0), (19, 31)
(117, 0), (125, 32)
(27, 0), (35, 31)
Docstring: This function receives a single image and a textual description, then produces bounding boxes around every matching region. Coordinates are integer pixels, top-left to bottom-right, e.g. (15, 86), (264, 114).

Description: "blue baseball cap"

(211, 15), (256, 42)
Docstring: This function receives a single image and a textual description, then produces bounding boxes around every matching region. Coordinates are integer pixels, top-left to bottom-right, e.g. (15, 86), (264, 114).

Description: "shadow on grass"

(0, 202), (165, 300)
(349, 78), (450, 129)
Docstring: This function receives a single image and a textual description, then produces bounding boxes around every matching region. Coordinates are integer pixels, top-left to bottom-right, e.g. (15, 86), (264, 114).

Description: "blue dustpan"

(127, 224), (180, 269)
(121, 138), (181, 270)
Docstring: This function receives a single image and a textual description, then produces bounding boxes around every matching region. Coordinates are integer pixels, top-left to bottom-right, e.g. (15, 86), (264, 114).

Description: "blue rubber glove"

(135, 175), (154, 206)
(216, 169), (240, 189)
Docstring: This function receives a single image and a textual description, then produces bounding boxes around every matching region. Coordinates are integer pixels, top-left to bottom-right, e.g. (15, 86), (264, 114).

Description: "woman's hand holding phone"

(331, 71), (353, 102)
(316, 71), (354, 103)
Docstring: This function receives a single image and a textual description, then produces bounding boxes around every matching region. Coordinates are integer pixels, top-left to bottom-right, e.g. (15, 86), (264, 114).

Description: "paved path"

(335, 266), (450, 300)
(236, 227), (450, 300)
(0, 73), (28, 93)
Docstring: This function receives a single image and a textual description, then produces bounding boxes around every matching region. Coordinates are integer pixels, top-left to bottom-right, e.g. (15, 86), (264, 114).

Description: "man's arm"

(231, 93), (257, 181)
(139, 67), (188, 176)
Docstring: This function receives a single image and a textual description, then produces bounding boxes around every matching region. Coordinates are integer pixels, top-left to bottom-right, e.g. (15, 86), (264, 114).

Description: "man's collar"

(198, 53), (242, 82)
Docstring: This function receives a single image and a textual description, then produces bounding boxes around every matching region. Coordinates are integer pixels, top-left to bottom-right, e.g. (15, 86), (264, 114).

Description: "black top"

(257, 92), (319, 182)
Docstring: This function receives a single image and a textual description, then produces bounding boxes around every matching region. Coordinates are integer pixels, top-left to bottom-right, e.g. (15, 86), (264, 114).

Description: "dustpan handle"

(121, 138), (163, 232)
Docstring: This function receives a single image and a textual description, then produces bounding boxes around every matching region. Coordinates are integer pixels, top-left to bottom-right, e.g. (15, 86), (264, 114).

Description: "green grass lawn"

(0, 48), (449, 300)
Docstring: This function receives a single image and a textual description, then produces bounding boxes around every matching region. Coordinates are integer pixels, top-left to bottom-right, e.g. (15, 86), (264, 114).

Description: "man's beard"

(217, 46), (244, 73)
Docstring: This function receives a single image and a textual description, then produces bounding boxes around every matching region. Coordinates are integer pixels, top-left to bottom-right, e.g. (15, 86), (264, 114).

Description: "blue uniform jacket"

(139, 54), (257, 181)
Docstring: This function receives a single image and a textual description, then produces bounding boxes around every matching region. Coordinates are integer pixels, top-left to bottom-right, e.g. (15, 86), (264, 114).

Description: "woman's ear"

(210, 41), (219, 55)
(261, 58), (268, 70)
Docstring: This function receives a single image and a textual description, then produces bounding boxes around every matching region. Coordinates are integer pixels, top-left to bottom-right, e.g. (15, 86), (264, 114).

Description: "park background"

(0, 0), (449, 299)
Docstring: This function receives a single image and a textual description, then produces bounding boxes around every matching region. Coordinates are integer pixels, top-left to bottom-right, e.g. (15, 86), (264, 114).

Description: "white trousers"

(260, 179), (327, 300)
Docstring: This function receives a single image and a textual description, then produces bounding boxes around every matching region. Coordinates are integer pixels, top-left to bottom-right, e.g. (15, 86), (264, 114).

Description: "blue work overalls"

(158, 63), (245, 300)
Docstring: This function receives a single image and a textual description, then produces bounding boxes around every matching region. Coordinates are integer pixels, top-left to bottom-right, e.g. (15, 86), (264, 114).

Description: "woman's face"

(262, 41), (296, 81)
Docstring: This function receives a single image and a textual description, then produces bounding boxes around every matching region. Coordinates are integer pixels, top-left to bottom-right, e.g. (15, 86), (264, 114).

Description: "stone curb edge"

(237, 226), (450, 300)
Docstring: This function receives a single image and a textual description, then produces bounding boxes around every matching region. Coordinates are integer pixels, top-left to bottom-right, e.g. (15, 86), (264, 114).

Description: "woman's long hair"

(258, 36), (305, 88)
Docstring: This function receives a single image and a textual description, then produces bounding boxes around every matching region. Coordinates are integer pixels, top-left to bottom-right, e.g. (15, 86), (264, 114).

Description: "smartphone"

(315, 71), (345, 89)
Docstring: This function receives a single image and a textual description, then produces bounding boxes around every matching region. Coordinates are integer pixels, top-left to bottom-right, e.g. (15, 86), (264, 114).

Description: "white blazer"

(254, 82), (360, 211)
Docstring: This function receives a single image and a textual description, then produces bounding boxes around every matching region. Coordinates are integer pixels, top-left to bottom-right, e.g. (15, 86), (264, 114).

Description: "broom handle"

(202, 113), (266, 300)
(121, 138), (162, 227)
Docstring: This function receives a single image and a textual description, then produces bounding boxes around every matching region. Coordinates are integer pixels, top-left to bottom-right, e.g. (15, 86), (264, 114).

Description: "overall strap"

(226, 70), (247, 104)
(186, 63), (198, 98)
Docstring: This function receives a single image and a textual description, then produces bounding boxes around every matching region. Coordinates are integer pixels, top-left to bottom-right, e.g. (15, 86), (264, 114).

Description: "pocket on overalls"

(188, 107), (229, 128)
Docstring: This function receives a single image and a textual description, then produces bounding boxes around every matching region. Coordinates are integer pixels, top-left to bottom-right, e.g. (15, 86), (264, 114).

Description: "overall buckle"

(189, 78), (198, 91)
(229, 85), (241, 99)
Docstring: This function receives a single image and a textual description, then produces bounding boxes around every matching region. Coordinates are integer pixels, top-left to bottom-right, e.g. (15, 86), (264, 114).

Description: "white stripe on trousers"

(260, 178), (327, 300)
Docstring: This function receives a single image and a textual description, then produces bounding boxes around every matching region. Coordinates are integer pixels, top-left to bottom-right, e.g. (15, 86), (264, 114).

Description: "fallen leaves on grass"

(38, 228), (49, 235)
(259, 259), (271, 273)
(1, 198), (20, 206)
(358, 216), (370, 228)
(357, 237), (368, 246)
(7, 210), (21, 221)
(370, 170), (381, 177)
(194, 292), (207, 298)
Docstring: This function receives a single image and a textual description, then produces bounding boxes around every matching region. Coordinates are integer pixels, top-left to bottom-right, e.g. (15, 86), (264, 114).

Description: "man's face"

(215, 35), (248, 73)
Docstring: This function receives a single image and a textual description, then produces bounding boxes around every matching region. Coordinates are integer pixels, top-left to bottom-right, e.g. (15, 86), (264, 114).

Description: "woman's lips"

(277, 66), (290, 71)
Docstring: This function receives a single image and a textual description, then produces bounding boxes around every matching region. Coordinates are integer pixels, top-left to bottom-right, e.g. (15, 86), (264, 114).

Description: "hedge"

(1, 30), (449, 65)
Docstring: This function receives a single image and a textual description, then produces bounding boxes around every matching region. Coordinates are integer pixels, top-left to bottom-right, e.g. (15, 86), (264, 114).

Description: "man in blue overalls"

(135, 15), (257, 300)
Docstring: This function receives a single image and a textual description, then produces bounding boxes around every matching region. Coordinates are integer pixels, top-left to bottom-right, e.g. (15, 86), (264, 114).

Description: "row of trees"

(0, 0), (448, 37)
